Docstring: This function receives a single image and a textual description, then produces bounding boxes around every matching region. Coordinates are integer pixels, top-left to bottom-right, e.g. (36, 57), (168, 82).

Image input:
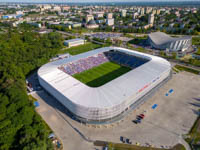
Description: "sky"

(1, 0), (200, 3)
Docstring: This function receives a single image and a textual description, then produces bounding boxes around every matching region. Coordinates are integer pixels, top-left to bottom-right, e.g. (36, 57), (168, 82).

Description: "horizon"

(1, 0), (200, 3)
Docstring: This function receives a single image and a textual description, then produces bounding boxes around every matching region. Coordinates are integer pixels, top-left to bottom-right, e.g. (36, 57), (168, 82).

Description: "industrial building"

(148, 32), (192, 52)
(64, 38), (85, 47)
(38, 47), (171, 124)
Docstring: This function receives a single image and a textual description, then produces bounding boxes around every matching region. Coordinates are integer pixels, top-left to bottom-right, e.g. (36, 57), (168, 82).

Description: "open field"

(60, 42), (102, 55)
(73, 62), (131, 87)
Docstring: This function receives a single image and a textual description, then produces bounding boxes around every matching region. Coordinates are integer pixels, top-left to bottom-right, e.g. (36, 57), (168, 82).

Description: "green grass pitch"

(60, 42), (102, 55)
(73, 62), (132, 87)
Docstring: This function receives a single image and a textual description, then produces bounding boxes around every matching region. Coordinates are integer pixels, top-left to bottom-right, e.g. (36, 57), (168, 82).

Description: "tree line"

(0, 29), (63, 150)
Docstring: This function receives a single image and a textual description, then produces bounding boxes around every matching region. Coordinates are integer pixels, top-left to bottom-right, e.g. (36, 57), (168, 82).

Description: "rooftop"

(38, 47), (171, 109)
(148, 32), (191, 45)
(64, 38), (84, 43)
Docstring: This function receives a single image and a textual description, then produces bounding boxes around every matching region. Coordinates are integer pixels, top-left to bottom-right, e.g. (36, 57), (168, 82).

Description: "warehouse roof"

(38, 47), (171, 109)
(148, 32), (191, 45)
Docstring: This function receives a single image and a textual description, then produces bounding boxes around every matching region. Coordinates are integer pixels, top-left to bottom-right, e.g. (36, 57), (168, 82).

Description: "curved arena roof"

(148, 32), (191, 46)
(38, 47), (171, 122)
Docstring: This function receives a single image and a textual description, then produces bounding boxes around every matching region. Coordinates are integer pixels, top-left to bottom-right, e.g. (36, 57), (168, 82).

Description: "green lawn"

(73, 62), (131, 87)
(192, 37), (200, 45)
(128, 37), (147, 45)
(194, 47), (200, 55)
(60, 42), (102, 55)
(185, 115), (200, 147)
(174, 65), (200, 75)
(107, 143), (186, 150)
(94, 141), (185, 150)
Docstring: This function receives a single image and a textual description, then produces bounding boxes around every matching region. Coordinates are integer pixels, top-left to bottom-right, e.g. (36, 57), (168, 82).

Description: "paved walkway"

(179, 138), (191, 150)
(32, 91), (94, 150)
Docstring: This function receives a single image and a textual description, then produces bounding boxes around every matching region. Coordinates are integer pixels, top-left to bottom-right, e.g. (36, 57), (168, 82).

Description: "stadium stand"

(58, 50), (149, 75)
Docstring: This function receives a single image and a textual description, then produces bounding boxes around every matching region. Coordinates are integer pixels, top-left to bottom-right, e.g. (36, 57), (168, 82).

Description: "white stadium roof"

(38, 47), (171, 110)
(148, 32), (191, 45)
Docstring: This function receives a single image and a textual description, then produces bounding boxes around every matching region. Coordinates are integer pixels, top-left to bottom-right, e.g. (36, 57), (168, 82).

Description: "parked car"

(138, 114), (145, 119)
(126, 138), (130, 144)
(120, 136), (125, 143)
(120, 136), (123, 142)
(132, 119), (141, 124)
(103, 146), (108, 150)
(137, 116), (142, 120)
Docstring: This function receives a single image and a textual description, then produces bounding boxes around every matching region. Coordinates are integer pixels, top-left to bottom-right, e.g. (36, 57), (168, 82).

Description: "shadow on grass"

(85, 66), (131, 87)
(128, 38), (147, 45)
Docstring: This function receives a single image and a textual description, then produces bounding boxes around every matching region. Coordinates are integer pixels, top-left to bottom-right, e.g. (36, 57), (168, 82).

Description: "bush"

(174, 65), (200, 74)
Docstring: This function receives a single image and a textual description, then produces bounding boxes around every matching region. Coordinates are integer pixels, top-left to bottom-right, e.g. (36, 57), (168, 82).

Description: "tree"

(0, 29), (63, 150)
(105, 38), (111, 44)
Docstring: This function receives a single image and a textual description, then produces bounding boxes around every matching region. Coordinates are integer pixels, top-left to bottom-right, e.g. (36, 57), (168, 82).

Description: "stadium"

(148, 32), (191, 52)
(38, 47), (171, 124)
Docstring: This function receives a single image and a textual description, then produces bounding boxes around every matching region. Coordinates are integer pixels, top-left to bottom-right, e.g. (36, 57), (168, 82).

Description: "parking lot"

(85, 32), (122, 40)
(30, 71), (200, 150)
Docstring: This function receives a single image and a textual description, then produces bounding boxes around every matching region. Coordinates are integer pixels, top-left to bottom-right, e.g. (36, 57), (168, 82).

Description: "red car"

(138, 114), (145, 119)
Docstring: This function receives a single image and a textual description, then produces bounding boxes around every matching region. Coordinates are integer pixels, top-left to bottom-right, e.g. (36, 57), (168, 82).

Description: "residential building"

(96, 12), (104, 18)
(106, 18), (114, 26)
(53, 6), (61, 12)
(133, 12), (139, 19)
(86, 14), (94, 23)
(107, 13), (113, 19)
(140, 8), (145, 15)
(148, 13), (154, 25)
(121, 10), (127, 17)
(62, 6), (70, 11)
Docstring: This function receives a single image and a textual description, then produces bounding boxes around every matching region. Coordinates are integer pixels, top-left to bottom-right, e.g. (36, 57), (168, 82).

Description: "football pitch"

(73, 62), (132, 87)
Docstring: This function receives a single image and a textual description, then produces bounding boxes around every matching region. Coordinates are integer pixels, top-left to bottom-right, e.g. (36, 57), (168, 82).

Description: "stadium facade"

(148, 32), (191, 52)
(38, 47), (171, 124)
